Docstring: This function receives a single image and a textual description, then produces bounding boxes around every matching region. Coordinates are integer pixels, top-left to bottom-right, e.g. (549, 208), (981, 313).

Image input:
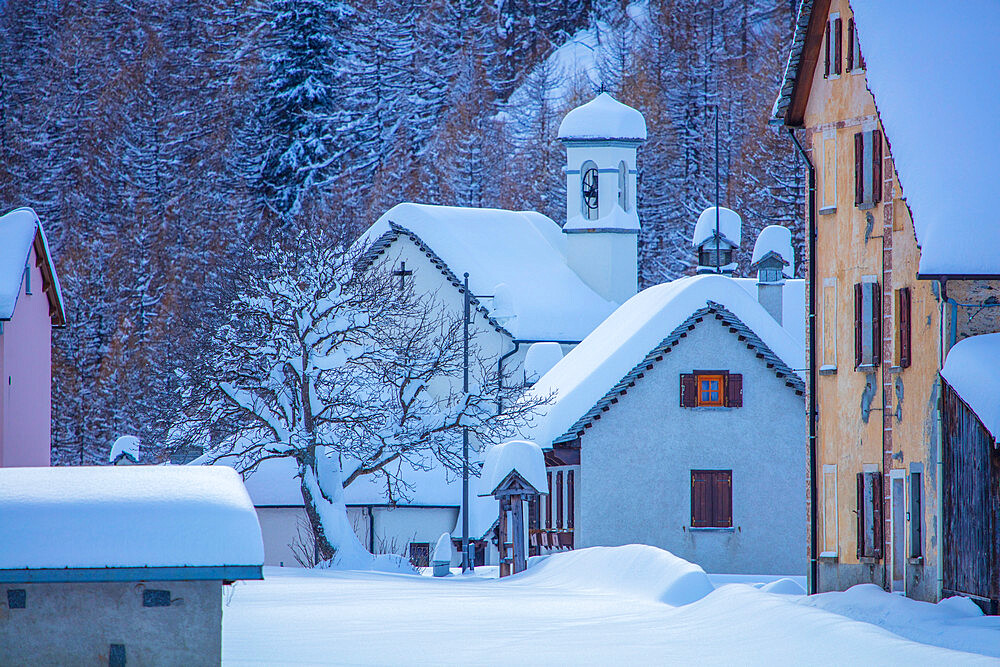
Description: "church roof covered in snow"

(0, 207), (65, 324)
(0, 466), (263, 579)
(522, 275), (805, 446)
(692, 207), (742, 248)
(750, 225), (795, 276)
(358, 203), (618, 341)
(558, 93), (647, 142)
(941, 333), (1000, 442)
(772, 1), (1000, 277)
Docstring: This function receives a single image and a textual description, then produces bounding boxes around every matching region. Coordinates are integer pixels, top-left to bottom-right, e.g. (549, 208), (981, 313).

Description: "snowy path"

(223, 562), (997, 665)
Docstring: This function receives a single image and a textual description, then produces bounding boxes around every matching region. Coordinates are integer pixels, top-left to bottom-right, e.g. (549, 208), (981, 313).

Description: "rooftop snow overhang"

(0, 565), (263, 584)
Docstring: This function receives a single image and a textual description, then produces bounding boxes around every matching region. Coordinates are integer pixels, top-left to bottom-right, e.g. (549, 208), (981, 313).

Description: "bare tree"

(172, 233), (547, 564)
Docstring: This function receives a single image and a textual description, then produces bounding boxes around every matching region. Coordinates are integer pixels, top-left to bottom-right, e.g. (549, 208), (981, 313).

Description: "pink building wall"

(0, 243), (53, 467)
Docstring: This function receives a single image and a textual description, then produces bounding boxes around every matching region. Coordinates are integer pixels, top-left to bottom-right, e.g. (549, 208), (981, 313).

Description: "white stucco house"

(206, 93), (651, 568)
(520, 220), (808, 575)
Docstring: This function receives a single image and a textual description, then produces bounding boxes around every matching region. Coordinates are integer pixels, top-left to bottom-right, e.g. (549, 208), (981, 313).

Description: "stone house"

(0, 466), (263, 665)
(772, 0), (1000, 605)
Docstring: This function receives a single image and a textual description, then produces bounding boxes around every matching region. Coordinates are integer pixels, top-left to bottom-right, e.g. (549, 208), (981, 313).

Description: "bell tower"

(558, 93), (646, 304)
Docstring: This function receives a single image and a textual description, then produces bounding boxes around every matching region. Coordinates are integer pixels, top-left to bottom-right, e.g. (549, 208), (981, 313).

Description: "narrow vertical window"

(581, 161), (599, 220)
(555, 471), (564, 530)
(824, 21), (831, 78)
(833, 17), (843, 75)
(856, 471), (883, 559)
(822, 465), (838, 555)
(909, 472), (922, 558)
(617, 161), (628, 211)
(545, 471), (553, 529)
(822, 279), (838, 370)
(846, 18), (855, 71)
(566, 470), (575, 529)
(897, 287), (911, 368)
(24, 266), (31, 295)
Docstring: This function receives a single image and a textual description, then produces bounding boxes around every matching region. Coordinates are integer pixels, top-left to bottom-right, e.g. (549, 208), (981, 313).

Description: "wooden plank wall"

(942, 382), (1000, 608)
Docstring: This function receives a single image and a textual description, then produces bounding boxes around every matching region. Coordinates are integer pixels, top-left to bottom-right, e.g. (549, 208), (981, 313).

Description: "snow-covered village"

(1, 0), (999, 664)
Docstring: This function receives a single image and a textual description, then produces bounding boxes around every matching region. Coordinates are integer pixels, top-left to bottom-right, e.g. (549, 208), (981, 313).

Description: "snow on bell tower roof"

(558, 93), (647, 141)
(692, 207), (742, 249)
(750, 225), (795, 277)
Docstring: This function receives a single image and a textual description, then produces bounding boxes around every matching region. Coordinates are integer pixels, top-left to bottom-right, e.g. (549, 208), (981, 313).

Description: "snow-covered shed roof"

(110, 435), (141, 464)
(750, 225), (795, 277)
(0, 466), (263, 581)
(692, 207), (742, 249)
(523, 275), (805, 446)
(773, 1), (1000, 277)
(0, 207), (65, 325)
(940, 333), (1000, 442)
(558, 93), (647, 142)
(358, 203), (618, 341)
(478, 439), (548, 496)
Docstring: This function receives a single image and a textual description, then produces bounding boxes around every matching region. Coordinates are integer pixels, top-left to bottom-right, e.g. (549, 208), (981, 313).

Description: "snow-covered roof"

(750, 225), (795, 277)
(558, 93), (647, 142)
(479, 440), (548, 496)
(524, 342), (564, 384)
(850, 1), (1000, 277)
(0, 466), (263, 573)
(110, 435), (140, 464)
(941, 333), (1000, 442)
(523, 275), (805, 446)
(0, 207), (65, 324)
(692, 207), (741, 249)
(358, 203), (618, 340)
(734, 278), (806, 346)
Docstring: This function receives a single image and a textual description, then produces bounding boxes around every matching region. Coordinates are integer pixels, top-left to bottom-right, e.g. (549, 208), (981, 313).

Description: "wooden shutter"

(834, 17), (843, 75)
(725, 373), (743, 408)
(872, 130), (883, 203)
(567, 470), (575, 529)
(680, 373), (697, 407)
(824, 21), (831, 78)
(847, 18), (855, 71)
(545, 471), (553, 529)
(856, 472), (866, 558)
(854, 283), (863, 368)
(854, 133), (863, 206)
(872, 284), (882, 366)
(555, 471), (563, 530)
(909, 472), (922, 558)
(871, 472), (883, 559)
(898, 288), (911, 368)
(713, 472), (733, 527)
(691, 471), (711, 527)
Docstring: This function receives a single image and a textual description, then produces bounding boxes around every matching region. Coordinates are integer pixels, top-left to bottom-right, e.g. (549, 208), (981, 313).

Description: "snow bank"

(523, 342), (564, 384)
(799, 584), (1000, 658)
(557, 93), (647, 141)
(524, 274), (805, 446)
(109, 435), (140, 464)
(750, 225), (795, 277)
(940, 332), (1000, 441)
(692, 206), (742, 248)
(851, 1), (1000, 276)
(760, 578), (806, 595)
(358, 203), (618, 340)
(316, 551), (415, 575)
(479, 439), (547, 496)
(509, 545), (713, 607)
(0, 466), (264, 569)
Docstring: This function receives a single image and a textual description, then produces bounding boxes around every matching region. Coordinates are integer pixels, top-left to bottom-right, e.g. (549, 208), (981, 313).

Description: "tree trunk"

(298, 445), (369, 565)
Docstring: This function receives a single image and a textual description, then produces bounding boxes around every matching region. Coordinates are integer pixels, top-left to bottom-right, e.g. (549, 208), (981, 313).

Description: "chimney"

(757, 279), (784, 325)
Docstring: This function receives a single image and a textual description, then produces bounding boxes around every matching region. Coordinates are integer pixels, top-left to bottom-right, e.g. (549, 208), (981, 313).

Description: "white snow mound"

(693, 206), (742, 248)
(760, 577), (807, 595)
(750, 224), (795, 276)
(558, 93), (647, 141)
(317, 551), (416, 575)
(510, 544), (714, 607)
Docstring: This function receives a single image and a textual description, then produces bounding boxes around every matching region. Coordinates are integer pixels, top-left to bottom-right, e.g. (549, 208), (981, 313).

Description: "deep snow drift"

(222, 546), (998, 665)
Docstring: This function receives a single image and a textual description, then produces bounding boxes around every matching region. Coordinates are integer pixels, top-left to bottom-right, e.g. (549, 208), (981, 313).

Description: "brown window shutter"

(834, 17), (843, 75)
(546, 471), (553, 529)
(871, 473), (883, 559)
(854, 283), (863, 368)
(872, 284), (882, 366)
(691, 471), (711, 527)
(872, 130), (883, 203)
(847, 18), (855, 71)
(567, 470), (575, 529)
(680, 373), (697, 407)
(824, 21), (831, 78)
(725, 373), (743, 408)
(555, 471), (564, 530)
(899, 287), (911, 368)
(854, 133), (863, 206)
(856, 472), (866, 558)
(714, 471), (733, 527)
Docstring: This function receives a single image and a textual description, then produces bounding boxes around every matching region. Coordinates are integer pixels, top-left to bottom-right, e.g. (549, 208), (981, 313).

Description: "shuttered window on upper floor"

(680, 371), (742, 408)
(854, 281), (881, 369)
(896, 287), (912, 369)
(824, 14), (842, 78)
(854, 129), (883, 208)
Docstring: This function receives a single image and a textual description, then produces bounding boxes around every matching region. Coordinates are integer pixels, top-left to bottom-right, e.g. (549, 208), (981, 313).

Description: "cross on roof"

(392, 261), (413, 290)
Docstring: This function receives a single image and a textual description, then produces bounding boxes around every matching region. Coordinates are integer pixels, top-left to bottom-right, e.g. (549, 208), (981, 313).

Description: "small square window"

(697, 375), (724, 406)
(142, 589), (171, 607)
(7, 589), (26, 609)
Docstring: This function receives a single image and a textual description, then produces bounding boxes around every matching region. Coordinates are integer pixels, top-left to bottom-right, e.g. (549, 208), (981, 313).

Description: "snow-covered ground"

(222, 546), (999, 665)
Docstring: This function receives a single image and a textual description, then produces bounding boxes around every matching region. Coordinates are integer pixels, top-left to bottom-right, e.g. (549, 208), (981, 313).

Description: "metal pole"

(715, 106), (721, 274)
(462, 272), (470, 572)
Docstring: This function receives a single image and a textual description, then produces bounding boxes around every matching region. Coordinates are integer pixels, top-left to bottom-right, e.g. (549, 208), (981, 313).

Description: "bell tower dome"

(558, 93), (646, 304)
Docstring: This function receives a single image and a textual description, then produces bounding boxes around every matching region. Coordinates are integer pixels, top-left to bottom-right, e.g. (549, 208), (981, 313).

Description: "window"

(555, 471), (564, 530)
(409, 542), (430, 568)
(581, 161), (599, 220)
(142, 589), (171, 607)
(909, 471), (923, 558)
(854, 281), (881, 369)
(896, 287), (911, 368)
(618, 161), (628, 211)
(821, 465), (838, 556)
(680, 371), (743, 408)
(846, 17), (864, 71)
(7, 589), (26, 609)
(856, 471), (883, 559)
(821, 278), (838, 371)
(23, 266), (31, 295)
(823, 13), (842, 78)
(854, 129), (883, 208)
(691, 470), (732, 528)
(567, 469), (575, 529)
